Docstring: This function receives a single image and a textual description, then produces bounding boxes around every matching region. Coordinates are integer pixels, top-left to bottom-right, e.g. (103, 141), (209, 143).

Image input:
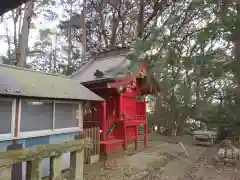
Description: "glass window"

(0, 99), (12, 134)
(20, 100), (53, 132)
(54, 103), (79, 129)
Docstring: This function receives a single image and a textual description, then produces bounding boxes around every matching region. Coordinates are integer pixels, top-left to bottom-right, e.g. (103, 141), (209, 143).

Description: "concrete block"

(89, 154), (100, 164)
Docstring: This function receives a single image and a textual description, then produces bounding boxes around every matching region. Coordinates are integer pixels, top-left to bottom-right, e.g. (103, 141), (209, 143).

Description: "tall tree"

(16, 1), (34, 67)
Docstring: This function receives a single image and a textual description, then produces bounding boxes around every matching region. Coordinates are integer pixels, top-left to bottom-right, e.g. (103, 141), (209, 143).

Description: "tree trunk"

(195, 67), (201, 116)
(166, 126), (173, 136)
(109, 11), (119, 48)
(176, 119), (185, 136)
(194, 52), (204, 119)
(67, 27), (72, 67)
(157, 124), (161, 133)
(231, 2), (240, 84)
(16, 1), (33, 67)
(66, 0), (73, 74)
(137, 0), (144, 38)
(98, 0), (108, 47)
(232, 3), (240, 123)
(12, 8), (21, 61)
(82, 0), (87, 61)
(217, 96), (223, 122)
(3, 20), (11, 59)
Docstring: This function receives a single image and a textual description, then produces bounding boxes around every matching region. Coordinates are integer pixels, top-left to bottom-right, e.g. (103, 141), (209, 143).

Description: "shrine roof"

(0, 0), (30, 15)
(69, 47), (142, 83)
(0, 64), (104, 101)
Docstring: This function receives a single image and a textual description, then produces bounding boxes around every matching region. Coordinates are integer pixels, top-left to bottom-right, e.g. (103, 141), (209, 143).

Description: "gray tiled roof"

(70, 47), (161, 93)
(70, 48), (141, 82)
(0, 64), (104, 101)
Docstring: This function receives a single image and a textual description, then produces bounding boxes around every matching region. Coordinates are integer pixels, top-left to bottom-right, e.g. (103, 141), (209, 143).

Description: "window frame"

(18, 99), (83, 139)
(0, 98), (16, 140)
(18, 99), (54, 138)
(53, 100), (82, 133)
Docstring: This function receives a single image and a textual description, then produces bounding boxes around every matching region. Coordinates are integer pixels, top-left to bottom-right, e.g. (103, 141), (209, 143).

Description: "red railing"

(126, 115), (146, 121)
(121, 114), (146, 123)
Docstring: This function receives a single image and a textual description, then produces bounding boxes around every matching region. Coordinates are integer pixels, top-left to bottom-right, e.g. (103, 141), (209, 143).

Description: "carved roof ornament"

(94, 69), (104, 78)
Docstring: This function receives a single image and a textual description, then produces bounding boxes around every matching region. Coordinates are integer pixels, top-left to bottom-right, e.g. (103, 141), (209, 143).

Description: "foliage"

(0, 50), (16, 65)
(129, 0), (238, 134)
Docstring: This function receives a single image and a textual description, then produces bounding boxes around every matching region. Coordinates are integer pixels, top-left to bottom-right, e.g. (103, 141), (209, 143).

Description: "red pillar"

(135, 125), (138, 150)
(119, 95), (123, 117)
(123, 125), (127, 150)
(144, 123), (148, 148)
(143, 98), (148, 147)
(101, 101), (107, 140)
(101, 101), (107, 156)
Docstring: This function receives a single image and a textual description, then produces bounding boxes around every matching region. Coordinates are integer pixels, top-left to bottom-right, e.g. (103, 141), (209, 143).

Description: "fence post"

(26, 160), (42, 180)
(7, 144), (23, 180)
(69, 149), (84, 180)
(0, 166), (12, 180)
(50, 155), (63, 180)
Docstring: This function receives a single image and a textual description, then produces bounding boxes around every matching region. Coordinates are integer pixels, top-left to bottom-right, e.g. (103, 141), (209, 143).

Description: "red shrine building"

(70, 47), (160, 155)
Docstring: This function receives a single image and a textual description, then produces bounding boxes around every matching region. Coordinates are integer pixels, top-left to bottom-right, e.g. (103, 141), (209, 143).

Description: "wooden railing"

(84, 127), (100, 164)
(0, 138), (92, 180)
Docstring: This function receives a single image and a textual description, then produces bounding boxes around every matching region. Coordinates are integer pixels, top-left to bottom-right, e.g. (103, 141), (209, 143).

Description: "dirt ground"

(141, 134), (240, 180)
(81, 134), (207, 180)
(178, 146), (240, 180)
(63, 133), (240, 180)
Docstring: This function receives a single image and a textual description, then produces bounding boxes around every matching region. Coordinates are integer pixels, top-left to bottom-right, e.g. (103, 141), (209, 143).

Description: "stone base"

(89, 154), (100, 164)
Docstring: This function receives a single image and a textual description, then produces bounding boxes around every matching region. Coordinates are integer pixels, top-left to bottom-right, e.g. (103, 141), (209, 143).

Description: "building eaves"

(0, 64), (104, 101)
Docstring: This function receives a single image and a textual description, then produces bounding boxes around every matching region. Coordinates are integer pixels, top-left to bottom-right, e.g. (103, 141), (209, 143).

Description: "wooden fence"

(84, 127), (101, 164)
(0, 138), (92, 180)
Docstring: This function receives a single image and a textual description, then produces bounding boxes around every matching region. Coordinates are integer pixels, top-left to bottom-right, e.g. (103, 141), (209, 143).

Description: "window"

(54, 103), (79, 129)
(0, 99), (13, 136)
(19, 99), (81, 137)
(20, 100), (53, 132)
